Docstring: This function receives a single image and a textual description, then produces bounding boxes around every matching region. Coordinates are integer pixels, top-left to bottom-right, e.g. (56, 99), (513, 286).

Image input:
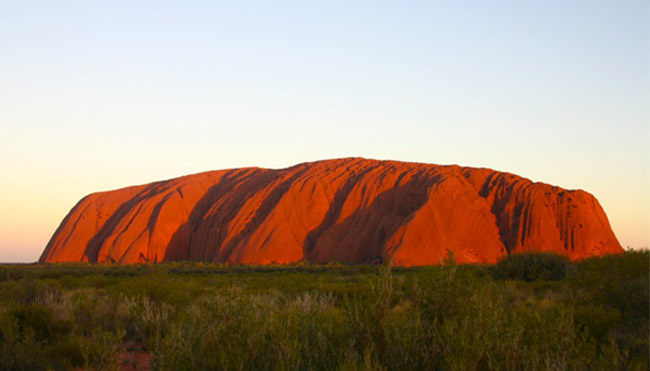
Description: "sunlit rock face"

(39, 158), (622, 265)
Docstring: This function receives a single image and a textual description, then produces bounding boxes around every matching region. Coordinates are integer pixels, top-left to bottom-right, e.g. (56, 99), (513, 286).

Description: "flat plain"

(0, 251), (647, 370)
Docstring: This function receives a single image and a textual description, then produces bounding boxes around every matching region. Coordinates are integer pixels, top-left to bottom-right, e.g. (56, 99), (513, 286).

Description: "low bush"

(490, 252), (573, 281)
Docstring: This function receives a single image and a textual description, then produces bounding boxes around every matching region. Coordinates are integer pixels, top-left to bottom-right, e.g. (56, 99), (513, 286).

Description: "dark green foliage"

(0, 250), (647, 370)
(574, 305), (621, 342)
(490, 252), (573, 281)
(570, 250), (649, 366)
(572, 250), (649, 321)
(344, 264), (393, 368)
(0, 303), (84, 370)
(10, 304), (72, 344)
(80, 328), (125, 371)
(45, 336), (85, 369)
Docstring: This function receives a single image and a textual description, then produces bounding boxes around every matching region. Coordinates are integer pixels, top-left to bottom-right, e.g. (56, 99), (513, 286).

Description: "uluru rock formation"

(39, 158), (622, 265)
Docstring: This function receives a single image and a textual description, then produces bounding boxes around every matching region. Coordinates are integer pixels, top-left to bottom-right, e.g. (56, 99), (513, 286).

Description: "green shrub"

(44, 335), (85, 369)
(10, 304), (72, 344)
(0, 312), (45, 370)
(81, 327), (125, 371)
(1, 279), (43, 305)
(490, 252), (573, 281)
(571, 250), (649, 367)
(343, 264), (393, 369)
(574, 305), (621, 343)
(0, 305), (82, 370)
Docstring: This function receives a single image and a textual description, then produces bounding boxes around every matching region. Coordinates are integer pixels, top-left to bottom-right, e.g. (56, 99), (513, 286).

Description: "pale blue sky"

(0, 1), (648, 262)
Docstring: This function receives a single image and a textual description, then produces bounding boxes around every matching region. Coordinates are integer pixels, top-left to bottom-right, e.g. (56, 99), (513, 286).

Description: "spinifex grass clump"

(0, 250), (647, 370)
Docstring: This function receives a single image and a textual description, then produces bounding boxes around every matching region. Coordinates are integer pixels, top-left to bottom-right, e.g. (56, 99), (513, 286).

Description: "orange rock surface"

(39, 158), (623, 265)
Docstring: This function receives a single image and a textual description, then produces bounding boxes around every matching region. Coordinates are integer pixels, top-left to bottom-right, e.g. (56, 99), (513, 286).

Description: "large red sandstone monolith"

(39, 158), (622, 265)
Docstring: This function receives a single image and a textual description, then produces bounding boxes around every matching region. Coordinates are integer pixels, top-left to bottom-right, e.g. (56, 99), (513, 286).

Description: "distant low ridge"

(40, 158), (622, 265)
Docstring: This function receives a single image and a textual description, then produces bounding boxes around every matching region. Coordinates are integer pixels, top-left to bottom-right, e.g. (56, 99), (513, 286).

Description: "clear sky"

(0, 1), (648, 262)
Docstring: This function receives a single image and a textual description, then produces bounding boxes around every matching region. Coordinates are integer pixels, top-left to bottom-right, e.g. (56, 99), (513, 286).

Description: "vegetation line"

(0, 251), (647, 370)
